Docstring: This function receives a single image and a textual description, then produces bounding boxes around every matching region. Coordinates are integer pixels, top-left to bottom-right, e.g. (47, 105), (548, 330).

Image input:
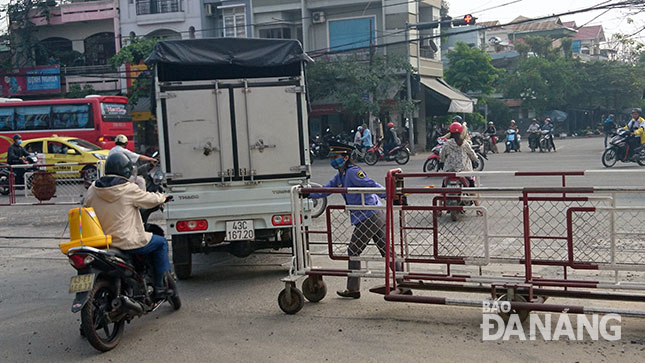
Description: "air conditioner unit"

(205, 3), (215, 16)
(312, 11), (326, 24)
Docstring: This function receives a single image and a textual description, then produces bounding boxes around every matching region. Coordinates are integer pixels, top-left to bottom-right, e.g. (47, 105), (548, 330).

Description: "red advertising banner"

(0, 65), (61, 97)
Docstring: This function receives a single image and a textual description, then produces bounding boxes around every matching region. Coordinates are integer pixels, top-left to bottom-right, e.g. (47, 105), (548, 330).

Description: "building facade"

(118, 0), (204, 40)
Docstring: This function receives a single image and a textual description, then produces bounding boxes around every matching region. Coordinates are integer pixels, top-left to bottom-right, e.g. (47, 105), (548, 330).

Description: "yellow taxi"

(21, 135), (108, 181)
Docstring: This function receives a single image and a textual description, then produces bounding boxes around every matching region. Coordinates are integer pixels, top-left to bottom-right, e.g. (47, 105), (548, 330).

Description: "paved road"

(1, 137), (644, 362)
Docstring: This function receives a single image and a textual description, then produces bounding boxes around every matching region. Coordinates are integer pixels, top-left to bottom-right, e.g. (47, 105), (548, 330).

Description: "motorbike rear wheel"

(602, 148), (617, 168)
(423, 159), (438, 173)
(364, 151), (378, 166)
(81, 278), (125, 352)
(395, 149), (410, 165)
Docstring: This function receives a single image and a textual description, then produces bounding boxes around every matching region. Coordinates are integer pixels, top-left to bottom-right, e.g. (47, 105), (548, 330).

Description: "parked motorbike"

(505, 129), (519, 152)
(423, 137), (486, 172)
(350, 144), (367, 163)
(602, 128), (645, 167)
(65, 159), (180, 352)
(471, 132), (486, 157)
(539, 130), (554, 152)
(528, 131), (540, 152)
(0, 152), (39, 195)
(364, 138), (410, 166)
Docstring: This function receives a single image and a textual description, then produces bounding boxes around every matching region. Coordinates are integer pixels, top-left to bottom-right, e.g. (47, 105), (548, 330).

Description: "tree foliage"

(444, 42), (499, 95)
(2, 0), (52, 70)
(110, 37), (159, 105)
(66, 84), (95, 98)
(501, 35), (645, 115)
(307, 54), (415, 119)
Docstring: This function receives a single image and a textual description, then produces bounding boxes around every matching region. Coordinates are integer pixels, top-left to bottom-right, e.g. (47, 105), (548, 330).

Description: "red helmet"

(449, 122), (463, 134)
(387, 122), (394, 128)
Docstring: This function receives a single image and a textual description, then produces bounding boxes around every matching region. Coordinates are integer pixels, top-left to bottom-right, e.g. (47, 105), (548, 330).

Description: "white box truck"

(147, 38), (314, 279)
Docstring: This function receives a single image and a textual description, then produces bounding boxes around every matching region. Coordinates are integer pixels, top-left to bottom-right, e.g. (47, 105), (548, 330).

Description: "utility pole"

(405, 22), (414, 153)
(369, 19), (374, 134)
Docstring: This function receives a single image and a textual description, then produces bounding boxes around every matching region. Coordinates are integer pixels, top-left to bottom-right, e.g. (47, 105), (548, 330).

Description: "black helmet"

(452, 115), (463, 123)
(12, 134), (21, 141)
(104, 153), (133, 179)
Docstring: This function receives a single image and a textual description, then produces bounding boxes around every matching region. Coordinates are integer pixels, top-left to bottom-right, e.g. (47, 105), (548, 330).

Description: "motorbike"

(350, 144), (367, 163)
(364, 138), (410, 166)
(65, 157), (180, 352)
(482, 133), (497, 154)
(442, 176), (475, 222)
(505, 129), (519, 152)
(0, 152), (39, 195)
(602, 128), (645, 167)
(528, 131), (540, 152)
(471, 132), (486, 157)
(539, 130), (554, 152)
(423, 137), (486, 172)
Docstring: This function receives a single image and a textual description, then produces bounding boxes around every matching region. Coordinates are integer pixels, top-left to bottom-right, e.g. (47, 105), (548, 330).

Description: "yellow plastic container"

(59, 207), (112, 254)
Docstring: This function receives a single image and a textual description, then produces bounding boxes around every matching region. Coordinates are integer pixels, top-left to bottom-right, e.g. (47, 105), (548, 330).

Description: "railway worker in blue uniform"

(306, 141), (388, 299)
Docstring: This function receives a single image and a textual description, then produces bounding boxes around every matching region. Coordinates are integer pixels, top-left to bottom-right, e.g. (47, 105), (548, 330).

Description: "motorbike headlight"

(92, 153), (107, 160)
(153, 169), (164, 185)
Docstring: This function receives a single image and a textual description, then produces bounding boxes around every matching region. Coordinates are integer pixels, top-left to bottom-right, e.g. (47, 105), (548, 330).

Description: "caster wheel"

(302, 277), (327, 303)
(278, 287), (304, 314)
(496, 293), (529, 323)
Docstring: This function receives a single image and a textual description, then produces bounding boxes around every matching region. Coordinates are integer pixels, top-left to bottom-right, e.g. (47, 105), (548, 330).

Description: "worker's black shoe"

(337, 289), (360, 299)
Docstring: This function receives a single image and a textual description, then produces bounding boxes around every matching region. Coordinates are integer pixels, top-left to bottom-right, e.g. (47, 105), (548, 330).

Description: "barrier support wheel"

(278, 282), (304, 315)
(497, 289), (529, 323)
(302, 276), (327, 303)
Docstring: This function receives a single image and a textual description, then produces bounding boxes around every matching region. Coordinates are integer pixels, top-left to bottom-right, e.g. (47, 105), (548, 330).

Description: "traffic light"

(452, 14), (476, 26)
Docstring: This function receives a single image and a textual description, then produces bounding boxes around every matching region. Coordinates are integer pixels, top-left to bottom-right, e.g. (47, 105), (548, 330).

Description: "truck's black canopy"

(146, 38), (313, 82)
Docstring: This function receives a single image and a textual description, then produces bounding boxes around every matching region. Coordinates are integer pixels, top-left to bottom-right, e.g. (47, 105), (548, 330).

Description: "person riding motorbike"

(541, 118), (556, 152)
(506, 120), (520, 152)
(354, 126), (363, 147)
(108, 135), (157, 190)
(84, 153), (172, 298)
(624, 108), (645, 158)
(7, 134), (31, 183)
(483, 121), (498, 153)
(527, 119), (541, 151)
(384, 122), (400, 154)
(439, 122), (481, 208)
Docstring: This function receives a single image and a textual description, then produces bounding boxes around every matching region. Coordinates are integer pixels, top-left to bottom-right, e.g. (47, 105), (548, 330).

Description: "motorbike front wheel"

(637, 148), (645, 167)
(602, 148), (617, 168)
(81, 278), (125, 352)
(364, 151), (378, 166)
(423, 158), (438, 173)
(395, 149), (410, 165)
(474, 154), (485, 171)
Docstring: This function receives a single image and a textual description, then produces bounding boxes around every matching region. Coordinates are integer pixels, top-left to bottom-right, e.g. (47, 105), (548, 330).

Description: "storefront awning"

(420, 76), (474, 114)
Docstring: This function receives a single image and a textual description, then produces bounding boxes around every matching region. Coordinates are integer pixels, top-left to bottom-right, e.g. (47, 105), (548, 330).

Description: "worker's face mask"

(16, 140), (22, 145)
(330, 156), (346, 170)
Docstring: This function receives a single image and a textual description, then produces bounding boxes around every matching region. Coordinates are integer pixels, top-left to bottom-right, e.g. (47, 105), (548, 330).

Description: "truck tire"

(172, 234), (192, 280)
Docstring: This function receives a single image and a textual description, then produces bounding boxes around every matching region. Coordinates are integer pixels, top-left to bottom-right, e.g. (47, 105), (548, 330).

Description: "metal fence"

(0, 162), (102, 206)
(279, 170), (645, 317)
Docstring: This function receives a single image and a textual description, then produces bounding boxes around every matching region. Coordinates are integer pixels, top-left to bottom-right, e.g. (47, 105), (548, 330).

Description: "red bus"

(0, 95), (134, 160)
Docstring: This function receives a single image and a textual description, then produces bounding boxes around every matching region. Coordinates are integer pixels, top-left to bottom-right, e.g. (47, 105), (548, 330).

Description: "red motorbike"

(364, 138), (410, 165)
(423, 137), (486, 172)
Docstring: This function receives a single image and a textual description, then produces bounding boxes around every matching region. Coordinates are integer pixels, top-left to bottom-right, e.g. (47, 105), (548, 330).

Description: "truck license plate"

(69, 274), (95, 293)
(225, 220), (255, 241)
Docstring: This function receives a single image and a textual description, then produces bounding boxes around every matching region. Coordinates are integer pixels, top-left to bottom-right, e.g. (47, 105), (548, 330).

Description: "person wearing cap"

(623, 108), (645, 158)
(484, 121), (498, 153)
(603, 114), (617, 148)
(109, 135), (157, 190)
(541, 118), (556, 152)
(305, 141), (390, 299)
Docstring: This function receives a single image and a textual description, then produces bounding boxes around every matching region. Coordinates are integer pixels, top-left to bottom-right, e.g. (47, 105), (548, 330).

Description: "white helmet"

(115, 134), (128, 145)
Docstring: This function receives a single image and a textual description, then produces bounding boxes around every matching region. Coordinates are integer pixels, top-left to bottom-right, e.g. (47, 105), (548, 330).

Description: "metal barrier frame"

(381, 169), (645, 318)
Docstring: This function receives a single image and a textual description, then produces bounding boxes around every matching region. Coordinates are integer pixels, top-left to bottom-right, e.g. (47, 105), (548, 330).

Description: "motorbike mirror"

(151, 151), (159, 158)
(66, 148), (77, 155)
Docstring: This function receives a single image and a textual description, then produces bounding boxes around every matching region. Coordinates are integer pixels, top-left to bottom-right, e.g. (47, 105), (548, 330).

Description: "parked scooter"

(364, 138), (410, 166)
(64, 159), (180, 352)
(505, 129), (519, 152)
(602, 128), (645, 167)
(539, 130), (554, 152)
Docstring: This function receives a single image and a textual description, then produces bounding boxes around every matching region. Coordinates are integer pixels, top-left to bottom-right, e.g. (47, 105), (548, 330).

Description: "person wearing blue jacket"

(307, 141), (387, 299)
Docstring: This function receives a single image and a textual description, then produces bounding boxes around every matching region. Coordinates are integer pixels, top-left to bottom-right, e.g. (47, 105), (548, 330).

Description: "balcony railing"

(136, 0), (182, 15)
